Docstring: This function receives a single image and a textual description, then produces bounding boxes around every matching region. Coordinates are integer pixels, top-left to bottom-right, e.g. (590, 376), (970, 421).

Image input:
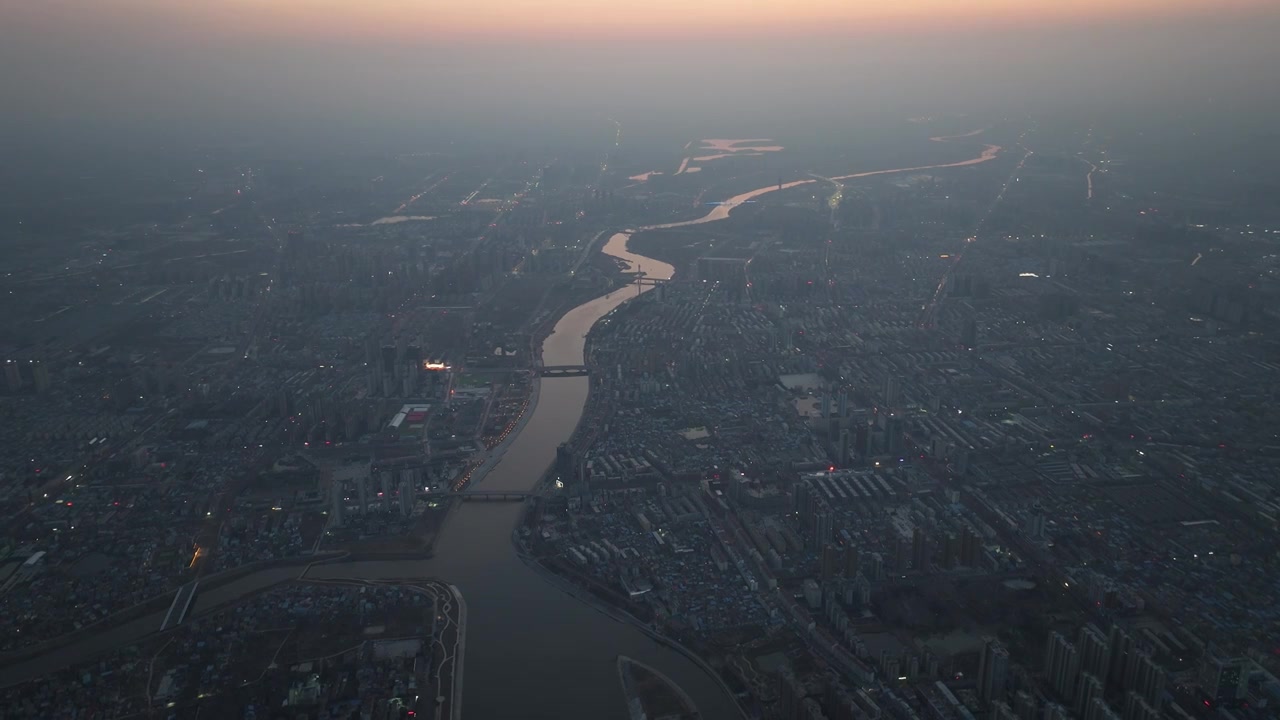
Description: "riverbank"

(456, 370), (542, 492)
(464, 246), (630, 493)
(619, 655), (702, 720)
(514, 545), (749, 720)
(450, 582), (467, 720)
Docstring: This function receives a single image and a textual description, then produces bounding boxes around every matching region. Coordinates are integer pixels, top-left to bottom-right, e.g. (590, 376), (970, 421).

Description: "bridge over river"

(465, 365), (591, 378)
(419, 489), (547, 502)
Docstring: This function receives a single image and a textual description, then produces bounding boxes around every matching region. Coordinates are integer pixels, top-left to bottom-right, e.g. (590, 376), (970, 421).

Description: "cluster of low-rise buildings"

(536, 153), (1280, 719)
(0, 581), (438, 719)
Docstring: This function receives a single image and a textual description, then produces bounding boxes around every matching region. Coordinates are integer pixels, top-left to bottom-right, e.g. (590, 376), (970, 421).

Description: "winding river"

(346, 130), (1002, 717)
(2, 132), (1001, 718)
(305, 234), (696, 720)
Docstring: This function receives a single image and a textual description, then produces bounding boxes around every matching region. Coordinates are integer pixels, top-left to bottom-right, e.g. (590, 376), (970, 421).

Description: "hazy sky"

(2, 0), (1278, 153)
(7, 0), (1276, 40)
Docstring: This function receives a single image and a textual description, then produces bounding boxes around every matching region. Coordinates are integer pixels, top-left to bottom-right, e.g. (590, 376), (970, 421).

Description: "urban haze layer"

(1, 112), (1279, 720)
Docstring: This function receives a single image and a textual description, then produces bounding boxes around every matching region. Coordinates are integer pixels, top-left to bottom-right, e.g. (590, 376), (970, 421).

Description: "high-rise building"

(960, 527), (982, 567)
(1074, 672), (1103, 717)
(854, 573), (872, 607)
(1085, 696), (1120, 720)
(1026, 504), (1046, 539)
(3, 361), (21, 393)
(883, 375), (901, 407)
(852, 689), (883, 719)
(1199, 651), (1248, 706)
(356, 474), (370, 513)
(379, 470), (393, 512)
(885, 415), (905, 454)
(978, 637), (1010, 705)
(1044, 631), (1080, 699)
(912, 526), (930, 572)
(855, 423), (872, 463)
(812, 504), (835, 549)
(802, 698), (829, 720)
(868, 552), (884, 582)
(881, 653), (900, 683)
(1107, 625), (1133, 689)
(1078, 624), (1111, 689)
(1124, 650), (1164, 707)
(821, 544), (841, 582)
(330, 480), (345, 527)
(31, 361), (50, 394)
(394, 336), (407, 377)
(365, 336), (382, 396)
(381, 345), (396, 376)
(960, 318), (979, 348)
(795, 480), (812, 516)
(991, 701), (1017, 720)
(1013, 690), (1038, 720)
(399, 478), (413, 517)
(825, 686), (860, 720)
(1042, 702), (1070, 720)
(844, 546), (861, 577)
(778, 668), (805, 720)
(1122, 691), (1159, 720)
(893, 531), (912, 571)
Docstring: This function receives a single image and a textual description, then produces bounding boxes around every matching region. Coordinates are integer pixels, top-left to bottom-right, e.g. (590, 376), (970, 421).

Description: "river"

(394, 134), (1003, 717)
(305, 232), (708, 720)
(2, 132), (1002, 718)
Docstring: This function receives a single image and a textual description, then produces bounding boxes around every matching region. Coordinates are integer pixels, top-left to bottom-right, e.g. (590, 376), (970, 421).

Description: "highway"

(159, 580), (200, 631)
(459, 177), (492, 206)
(918, 136), (1032, 329)
(1081, 157), (1099, 200)
(569, 229), (614, 277)
(395, 172), (454, 213)
(810, 173), (845, 232)
(594, 118), (623, 187)
(239, 207), (288, 359)
(1, 249), (251, 288)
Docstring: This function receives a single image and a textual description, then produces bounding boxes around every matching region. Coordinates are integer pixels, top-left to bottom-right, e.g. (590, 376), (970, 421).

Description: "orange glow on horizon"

(33, 0), (1280, 43)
